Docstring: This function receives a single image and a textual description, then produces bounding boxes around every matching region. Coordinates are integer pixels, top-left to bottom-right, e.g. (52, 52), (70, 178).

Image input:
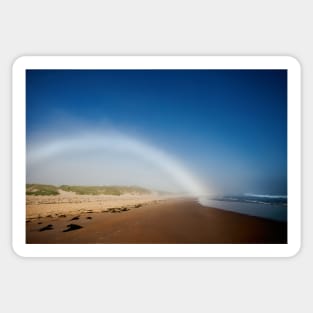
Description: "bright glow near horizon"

(27, 130), (210, 196)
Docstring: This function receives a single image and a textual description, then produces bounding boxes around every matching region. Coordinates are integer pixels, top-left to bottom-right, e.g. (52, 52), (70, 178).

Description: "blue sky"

(26, 69), (287, 195)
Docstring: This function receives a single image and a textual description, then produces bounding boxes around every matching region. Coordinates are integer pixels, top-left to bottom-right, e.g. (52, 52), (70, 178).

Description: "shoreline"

(26, 198), (287, 244)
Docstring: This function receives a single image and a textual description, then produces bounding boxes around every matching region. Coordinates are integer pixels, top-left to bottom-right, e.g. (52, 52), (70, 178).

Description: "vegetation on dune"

(26, 184), (60, 195)
(26, 184), (151, 196)
(59, 185), (151, 195)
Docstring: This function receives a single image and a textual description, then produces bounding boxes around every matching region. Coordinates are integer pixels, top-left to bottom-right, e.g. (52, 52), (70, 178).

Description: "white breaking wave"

(27, 131), (208, 196)
(244, 193), (287, 199)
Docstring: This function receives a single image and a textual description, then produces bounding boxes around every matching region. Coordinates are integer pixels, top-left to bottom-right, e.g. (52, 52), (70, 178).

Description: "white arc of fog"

(27, 132), (208, 196)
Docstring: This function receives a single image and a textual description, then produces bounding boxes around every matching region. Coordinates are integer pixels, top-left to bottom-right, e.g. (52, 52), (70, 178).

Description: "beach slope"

(26, 198), (287, 244)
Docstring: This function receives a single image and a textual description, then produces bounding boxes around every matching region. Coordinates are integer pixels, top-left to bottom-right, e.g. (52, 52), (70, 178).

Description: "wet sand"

(26, 198), (287, 244)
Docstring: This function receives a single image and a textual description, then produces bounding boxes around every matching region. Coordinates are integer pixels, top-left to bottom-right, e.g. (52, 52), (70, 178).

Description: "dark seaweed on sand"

(63, 224), (83, 232)
(39, 224), (54, 232)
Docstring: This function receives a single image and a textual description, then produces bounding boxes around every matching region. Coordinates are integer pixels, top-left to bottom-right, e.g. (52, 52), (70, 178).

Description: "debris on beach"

(101, 207), (130, 213)
(39, 224), (54, 232)
(63, 224), (83, 232)
(111, 208), (120, 213)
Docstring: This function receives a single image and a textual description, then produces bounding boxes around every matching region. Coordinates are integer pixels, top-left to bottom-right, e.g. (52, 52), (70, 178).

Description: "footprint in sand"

(70, 216), (80, 221)
(39, 224), (54, 232)
(86, 216), (92, 219)
(63, 224), (83, 232)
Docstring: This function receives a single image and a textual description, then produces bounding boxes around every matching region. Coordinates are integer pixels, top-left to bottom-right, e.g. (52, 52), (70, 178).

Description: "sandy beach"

(26, 190), (165, 218)
(26, 196), (287, 244)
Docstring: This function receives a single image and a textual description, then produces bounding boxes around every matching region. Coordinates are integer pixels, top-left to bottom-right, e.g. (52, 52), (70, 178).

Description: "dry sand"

(26, 197), (287, 244)
(26, 191), (166, 218)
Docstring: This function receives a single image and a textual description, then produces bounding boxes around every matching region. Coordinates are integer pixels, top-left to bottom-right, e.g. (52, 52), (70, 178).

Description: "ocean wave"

(244, 193), (287, 199)
(197, 196), (287, 221)
(244, 200), (269, 205)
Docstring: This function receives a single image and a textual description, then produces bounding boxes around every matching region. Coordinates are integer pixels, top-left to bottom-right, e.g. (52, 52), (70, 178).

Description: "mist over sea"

(198, 194), (287, 222)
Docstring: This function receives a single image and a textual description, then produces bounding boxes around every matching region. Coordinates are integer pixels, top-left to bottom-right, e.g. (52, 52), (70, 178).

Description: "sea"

(198, 193), (287, 222)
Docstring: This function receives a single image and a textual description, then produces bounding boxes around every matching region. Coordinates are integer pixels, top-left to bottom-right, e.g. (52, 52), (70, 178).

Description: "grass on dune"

(59, 185), (151, 195)
(26, 184), (151, 196)
(26, 184), (60, 195)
